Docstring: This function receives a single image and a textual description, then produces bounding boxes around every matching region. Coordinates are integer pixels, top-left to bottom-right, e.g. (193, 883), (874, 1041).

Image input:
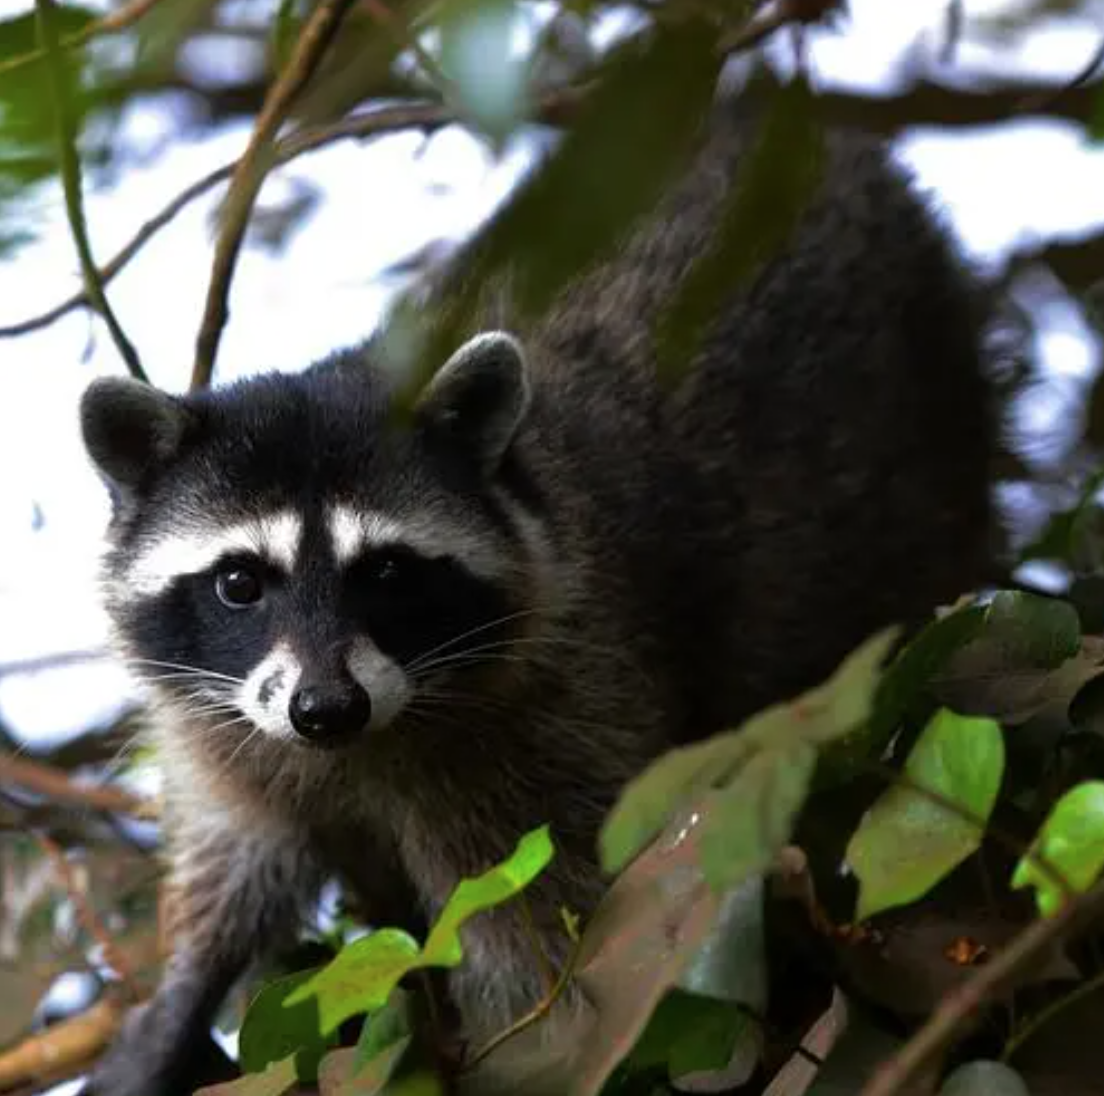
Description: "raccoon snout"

(288, 678), (371, 743)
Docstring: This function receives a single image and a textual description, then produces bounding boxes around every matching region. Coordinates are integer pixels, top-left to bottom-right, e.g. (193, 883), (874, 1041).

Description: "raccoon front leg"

(87, 817), (322, 1096)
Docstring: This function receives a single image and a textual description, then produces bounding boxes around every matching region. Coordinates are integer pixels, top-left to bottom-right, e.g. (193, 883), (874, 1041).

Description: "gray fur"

(83, 102), (997, 1096)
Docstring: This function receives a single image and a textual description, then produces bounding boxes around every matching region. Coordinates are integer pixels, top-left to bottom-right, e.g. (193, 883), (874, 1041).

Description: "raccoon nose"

(288, 680), (372, 742)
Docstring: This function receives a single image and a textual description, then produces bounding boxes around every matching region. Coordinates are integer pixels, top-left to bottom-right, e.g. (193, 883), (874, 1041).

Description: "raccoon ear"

(80, 377), (190, 494)
(416, 332), (531, 474)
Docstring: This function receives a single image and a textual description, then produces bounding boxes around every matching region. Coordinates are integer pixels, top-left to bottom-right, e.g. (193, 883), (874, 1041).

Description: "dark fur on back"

(81, 102), (997, 1096)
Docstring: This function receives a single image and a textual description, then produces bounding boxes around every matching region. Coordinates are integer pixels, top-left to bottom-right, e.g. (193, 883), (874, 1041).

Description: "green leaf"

(287, 827), (554, 1036)
(388, 19), (724, 398)
(939, 1060), (1031, 1096)
(354, 990), (412, 1073)
(239, 968), (329, 1078)
(1087, 83), (1104, 144)
(439, 0), (529, 143)
(699, 742), (817, 892)
(656, 77), (826, 375)
(285, 929), (422, 1037)
(1012, 780), (1104, 917)
(982, 591), (1081, 668)
(421, 826), (554, 966)
(868, 605), (985, 742)
(627, 991), (746, 1079)
(600, 630), (895, 874)
(935, 593), (1101, 726)
(847, 709), (1005, 921)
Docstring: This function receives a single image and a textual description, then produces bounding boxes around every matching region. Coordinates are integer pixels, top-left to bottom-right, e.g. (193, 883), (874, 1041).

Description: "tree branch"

(34, 831), (139, 995)
(190, 0), (360, 390)
(0, 0), (164, 80)
(34, 0), (147, 382)
(0, 90), (596, 341)
(0, 752), (152, 818)
(856, 880), (1104, 1096)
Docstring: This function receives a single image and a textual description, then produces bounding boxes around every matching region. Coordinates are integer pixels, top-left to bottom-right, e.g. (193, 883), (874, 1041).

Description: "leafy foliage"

(1012, 781), (1104, 916)
(846, 709), (1005, 921)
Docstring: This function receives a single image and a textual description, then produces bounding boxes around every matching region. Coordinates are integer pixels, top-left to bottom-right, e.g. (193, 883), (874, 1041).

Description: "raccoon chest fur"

(80, 109), (996, 1096)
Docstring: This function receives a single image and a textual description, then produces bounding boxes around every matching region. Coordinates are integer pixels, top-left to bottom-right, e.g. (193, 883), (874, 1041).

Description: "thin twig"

(517, 894), (557, 996)
(34, 830), (138, 994)
(0, 85), (591, 342)
(857, 880), (1104, 1096)
(463, 932), (584, 1070)
(1018, 34), (1104, 115)
(0, 752), (152, 817)
(1002, 963), (1104, 1062)
(35, 0), (147, 381)
(361, 0), (455, 97)
(191, 0), (360, 390)
(718, 0), (843, 56)
(0, 0), (163, 80)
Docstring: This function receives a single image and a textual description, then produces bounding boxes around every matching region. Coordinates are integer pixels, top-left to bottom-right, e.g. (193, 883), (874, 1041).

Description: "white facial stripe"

(326, 503), (507, 581)
(127, 511), (304, 596)
(239, 644), (302, 740)
(347, 637), (411, 731)
(327, 505), (405, 566)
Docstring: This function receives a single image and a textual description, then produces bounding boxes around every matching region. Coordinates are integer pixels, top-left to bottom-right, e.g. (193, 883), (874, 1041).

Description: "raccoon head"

(81, 332), (547, 759)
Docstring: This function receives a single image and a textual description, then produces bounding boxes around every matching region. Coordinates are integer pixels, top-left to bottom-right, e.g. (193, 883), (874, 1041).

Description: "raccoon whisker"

(404, 609), (541, 673)
(408, 651), (531, 677)
(123, 658), (246, 685)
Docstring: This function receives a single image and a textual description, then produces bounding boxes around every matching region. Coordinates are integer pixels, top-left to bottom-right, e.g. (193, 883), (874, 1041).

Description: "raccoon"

(80, 103), (997, 1095)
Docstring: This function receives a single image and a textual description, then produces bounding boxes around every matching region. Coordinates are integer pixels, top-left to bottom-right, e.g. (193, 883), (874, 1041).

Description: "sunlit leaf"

(287, 828), (554, 1036)
(422, 825), (554, 965)
(354, 990), (412, 1073)
(699, 743), (817, 892)
(1012, 780), (1104, 917)
(601, 630), (895, 874)
(285, 928), (422, 1037)
(847, 710), (1005, 921)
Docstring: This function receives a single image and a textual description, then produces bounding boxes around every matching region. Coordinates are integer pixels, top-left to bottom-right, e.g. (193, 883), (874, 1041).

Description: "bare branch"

(0, 752), (153, 818)
(857, 880), (1104, 1096)
(191, 0), (360, 390)
(0, 88), (598, 342)
(0, 0), (164, 80)
(0, 995), (123, 1092)
(34, 831), (139, 994)
(34, 0), (147, 382)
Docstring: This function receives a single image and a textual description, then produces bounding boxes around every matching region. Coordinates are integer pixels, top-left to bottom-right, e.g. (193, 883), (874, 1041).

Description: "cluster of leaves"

(194, 572), (1104, 1096)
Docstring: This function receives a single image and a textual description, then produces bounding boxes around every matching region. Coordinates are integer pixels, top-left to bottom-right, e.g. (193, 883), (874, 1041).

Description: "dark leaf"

(656, 77), (826, 375)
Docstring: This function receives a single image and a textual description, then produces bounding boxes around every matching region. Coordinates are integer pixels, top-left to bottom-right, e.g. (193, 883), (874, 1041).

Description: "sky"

(1, 0), (1104, 747)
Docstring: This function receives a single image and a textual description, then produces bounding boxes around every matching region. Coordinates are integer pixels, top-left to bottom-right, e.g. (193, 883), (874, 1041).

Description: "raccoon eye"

(364, 551), (404, 584)
(215, 566), (264, 608)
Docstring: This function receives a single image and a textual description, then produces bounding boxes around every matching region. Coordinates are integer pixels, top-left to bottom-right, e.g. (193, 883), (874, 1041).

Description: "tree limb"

(0, 753), (152, 818)
(0, 0), (164, 80)
(856, 880), (1104, 1096)
(191, 0), (360, 390)
(34, 0), (147, 382)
